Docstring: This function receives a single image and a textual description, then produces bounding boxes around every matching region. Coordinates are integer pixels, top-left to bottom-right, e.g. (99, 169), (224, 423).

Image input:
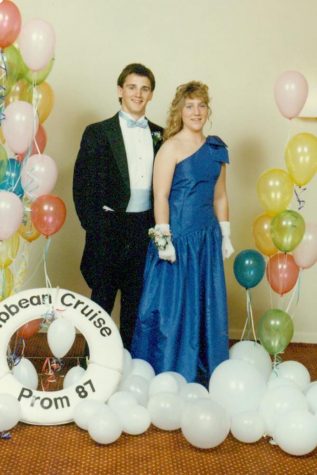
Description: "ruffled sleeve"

(206, 135), (229, 164)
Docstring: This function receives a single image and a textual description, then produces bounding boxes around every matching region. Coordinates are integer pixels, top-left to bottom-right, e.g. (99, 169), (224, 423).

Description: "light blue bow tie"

(120, 112), (148, 129)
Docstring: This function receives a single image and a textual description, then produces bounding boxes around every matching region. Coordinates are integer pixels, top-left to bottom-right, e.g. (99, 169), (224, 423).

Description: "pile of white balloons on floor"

(71, 340), (317, 457)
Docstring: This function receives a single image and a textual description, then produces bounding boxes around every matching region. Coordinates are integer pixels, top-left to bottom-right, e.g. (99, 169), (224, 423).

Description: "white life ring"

(0, 288), (123, 425)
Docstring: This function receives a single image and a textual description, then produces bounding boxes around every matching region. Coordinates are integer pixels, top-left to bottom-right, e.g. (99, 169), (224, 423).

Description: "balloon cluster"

(233, 70), (317, 357)
(0, 0), (66, 300)
(67, 343), (317, 457)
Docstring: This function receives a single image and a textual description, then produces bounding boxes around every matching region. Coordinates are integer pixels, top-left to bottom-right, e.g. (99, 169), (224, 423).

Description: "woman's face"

(181, 97), (208, 132)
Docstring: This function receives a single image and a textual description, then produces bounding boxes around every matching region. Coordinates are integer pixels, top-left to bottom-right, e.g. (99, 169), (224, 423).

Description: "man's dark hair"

(117, 63), (156, 91)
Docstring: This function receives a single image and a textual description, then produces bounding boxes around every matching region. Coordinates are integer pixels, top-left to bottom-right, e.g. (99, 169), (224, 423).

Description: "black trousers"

(86, 210), (153, 353)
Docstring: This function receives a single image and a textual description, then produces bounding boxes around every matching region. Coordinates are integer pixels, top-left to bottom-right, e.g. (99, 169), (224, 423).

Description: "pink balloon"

(18, 19), (55, 71)
(21, 153), (58, 199)
(0, 0), (22, 48)
(0, 190), (24, 240)
(2, 101), (39, 154)
(293, 223), (317, 269)
(274, 71), (308, 119)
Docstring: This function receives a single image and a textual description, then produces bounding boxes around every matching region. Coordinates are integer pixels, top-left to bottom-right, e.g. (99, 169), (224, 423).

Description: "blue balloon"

(0, 158), (24, 197)
(233, 249), (266, 289)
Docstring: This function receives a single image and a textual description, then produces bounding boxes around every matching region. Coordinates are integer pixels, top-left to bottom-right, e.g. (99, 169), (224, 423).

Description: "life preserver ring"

(0, 288), (123, 425)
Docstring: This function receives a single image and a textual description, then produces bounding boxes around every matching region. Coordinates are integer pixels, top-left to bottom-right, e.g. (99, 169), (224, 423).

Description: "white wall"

(13, 0), (317, 342)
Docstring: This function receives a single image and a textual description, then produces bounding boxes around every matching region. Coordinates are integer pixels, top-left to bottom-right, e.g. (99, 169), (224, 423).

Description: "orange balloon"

(266, 253), (299, 296)
(17, 318), (42, 339)
(18, 219), (41, 242)
(31, 194), (66, 237)
(253, 213), (277, 257)
(33, 82), (54, 123)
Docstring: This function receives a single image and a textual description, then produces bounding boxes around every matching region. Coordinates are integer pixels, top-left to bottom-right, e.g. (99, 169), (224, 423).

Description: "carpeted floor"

(1, 335), (317, 475)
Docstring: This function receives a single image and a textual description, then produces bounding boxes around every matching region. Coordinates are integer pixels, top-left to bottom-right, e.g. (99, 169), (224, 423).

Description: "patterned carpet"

(1, 335), (317, 475)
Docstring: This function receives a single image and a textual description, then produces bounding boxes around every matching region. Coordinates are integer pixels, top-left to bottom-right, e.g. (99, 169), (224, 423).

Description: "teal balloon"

(258, 308), (294, 355)
(233, 249), (265, 289)
(0, 158), (24, 197)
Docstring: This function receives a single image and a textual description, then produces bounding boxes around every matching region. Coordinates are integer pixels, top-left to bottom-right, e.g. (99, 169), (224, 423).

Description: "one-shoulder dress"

(131, 136), (229, 384)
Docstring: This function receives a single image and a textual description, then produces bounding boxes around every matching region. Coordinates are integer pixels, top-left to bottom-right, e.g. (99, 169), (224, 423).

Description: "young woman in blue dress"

(131, 81), (234, 385)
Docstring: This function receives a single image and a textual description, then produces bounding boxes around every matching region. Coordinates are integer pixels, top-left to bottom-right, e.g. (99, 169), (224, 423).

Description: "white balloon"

(305, 384), (317, 414)
(131, 358), (155, 382)
(181, 398), (230, 449)
(148, 373), (179, 397)
(164, 371), (187, 388)
(231, 411), (265, 443)
(0, 393), (22, 431)
(259, 386), (308, 436)
(273, 410), (317, 456)
(12, 357), (38, 389)
(229, 340), (272, 381)
(209, 359), (266, 416)
(122, 349), (133, 379)
(73, 399), (105, 430)
(267, 376), (299, 391)
(148, 392), (183, 431)
(119, 404), (151, 435)
(270, 360), (311, 392)
(179, 383), (209, 401)
(88, 406), (122, 444)
(108, 390), (138, 415)
(47, 318), (76, 358)
(63, 366), (86, 389)
(120, 374), (149, 406)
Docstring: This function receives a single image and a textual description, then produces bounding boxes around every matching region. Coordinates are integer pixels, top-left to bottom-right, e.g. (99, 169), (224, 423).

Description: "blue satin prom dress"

(131, 136), (229, 384)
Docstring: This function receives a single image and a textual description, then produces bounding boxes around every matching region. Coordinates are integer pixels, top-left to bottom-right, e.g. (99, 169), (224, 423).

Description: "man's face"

(117, 73), (153, 119)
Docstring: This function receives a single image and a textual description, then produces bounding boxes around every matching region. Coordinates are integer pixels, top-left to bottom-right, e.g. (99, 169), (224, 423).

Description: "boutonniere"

(151, 131), (162, 147)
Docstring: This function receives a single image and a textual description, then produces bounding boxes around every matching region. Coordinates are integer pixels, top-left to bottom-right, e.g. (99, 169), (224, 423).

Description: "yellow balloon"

(33, 82), (55, 123)
(0, 127), (5, 144)
(0, 233), (20, 268)
(0, 268), (14, 301)
(253, 213), (277, 256)
(256, 168), (294, 216)
(4, 79), (32, 106)
(285, 133), (317, 186)
(18, 220), (40, 243)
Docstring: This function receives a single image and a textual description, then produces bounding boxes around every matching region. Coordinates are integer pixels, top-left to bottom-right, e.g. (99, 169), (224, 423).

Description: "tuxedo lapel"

(105, 113), (130, 191)
(148, 121), (163, 155)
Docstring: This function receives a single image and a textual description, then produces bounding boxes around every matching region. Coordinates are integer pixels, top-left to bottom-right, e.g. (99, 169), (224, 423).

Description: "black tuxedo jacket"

(73, 112), (163, 287)
(73, 112), (163, 231)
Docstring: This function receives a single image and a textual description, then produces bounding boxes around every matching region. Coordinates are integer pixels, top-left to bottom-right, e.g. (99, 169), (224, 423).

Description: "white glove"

(219, 221), (234, 259)
(154, 224), (176, 263)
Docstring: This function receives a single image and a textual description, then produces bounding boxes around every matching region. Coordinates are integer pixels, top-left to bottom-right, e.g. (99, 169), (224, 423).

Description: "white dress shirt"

(119, 111), (154, 212)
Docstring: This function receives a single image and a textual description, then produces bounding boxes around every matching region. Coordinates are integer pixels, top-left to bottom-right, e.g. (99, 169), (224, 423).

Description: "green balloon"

(270, 209), (305, 252)
(1, 45), (25, 94)
(0, 145), (8, 182)
(257, 308), (294, 355)
(23, 58), (54, 86)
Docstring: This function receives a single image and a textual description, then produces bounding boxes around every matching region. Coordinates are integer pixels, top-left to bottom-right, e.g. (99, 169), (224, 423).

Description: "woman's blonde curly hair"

(163, 81), (211, 141)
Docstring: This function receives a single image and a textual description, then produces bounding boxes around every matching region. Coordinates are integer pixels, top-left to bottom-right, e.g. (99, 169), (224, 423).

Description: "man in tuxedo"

(73, 63), (163, 352)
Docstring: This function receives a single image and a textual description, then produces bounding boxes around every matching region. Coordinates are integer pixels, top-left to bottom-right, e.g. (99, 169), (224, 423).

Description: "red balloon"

(266, 253), (299, 295)
(17, 318), (42, 339)
(31, 194), (66, 237)
(19, 124), (47, 161)
(0, 0), (22, 48)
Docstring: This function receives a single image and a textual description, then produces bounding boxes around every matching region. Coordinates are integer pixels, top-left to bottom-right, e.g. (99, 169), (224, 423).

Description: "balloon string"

(0, 49), (7, 124)
(294, 185), (306, 211)
(241, 289), (257, 341)
(13, 240), (30, 293)
(272, 353), (283, 372)
(285, 268), (302, 316)
(0, 432), (12, 440)
(41, 356), (64, 391)
(43, 237), (52, 289)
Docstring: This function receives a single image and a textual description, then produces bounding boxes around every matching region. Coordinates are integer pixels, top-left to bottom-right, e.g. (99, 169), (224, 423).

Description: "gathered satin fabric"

(131, 136), (229, 384)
